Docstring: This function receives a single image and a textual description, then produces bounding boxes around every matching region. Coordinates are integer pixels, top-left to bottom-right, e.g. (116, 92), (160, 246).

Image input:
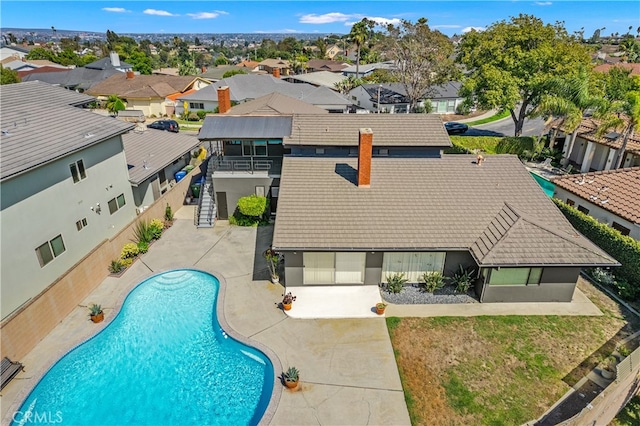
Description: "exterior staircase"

(196, 156), (217, 228)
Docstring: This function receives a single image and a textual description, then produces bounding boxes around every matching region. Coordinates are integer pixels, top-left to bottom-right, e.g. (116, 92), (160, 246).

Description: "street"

(464, 115), (546, 137)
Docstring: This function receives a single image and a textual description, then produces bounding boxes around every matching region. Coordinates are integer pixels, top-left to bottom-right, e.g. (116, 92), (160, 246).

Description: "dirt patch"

(537, 379), (603, 426)
(440, 110), (489, 122)
(388, 280), (640, 425)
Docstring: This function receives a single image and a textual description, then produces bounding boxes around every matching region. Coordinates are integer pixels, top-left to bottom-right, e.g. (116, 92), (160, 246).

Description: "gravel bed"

(381, 284), (479, 305)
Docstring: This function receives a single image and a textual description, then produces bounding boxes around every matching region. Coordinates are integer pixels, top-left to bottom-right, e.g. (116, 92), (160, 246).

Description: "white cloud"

(102, 7), (129, 13)
(534, 2), (552, 5)
(187, 12), (223, 19)
(299, 12), (353, 24)
(462, 26), (485, 33)
(143, 9), (177, 17)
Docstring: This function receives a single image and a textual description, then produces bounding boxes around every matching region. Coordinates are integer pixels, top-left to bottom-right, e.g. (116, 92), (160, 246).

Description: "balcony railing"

(211, 155), (282, 175)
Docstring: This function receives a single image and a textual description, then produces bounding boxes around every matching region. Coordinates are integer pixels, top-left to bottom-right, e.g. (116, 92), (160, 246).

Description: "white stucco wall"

(0, 136), (137, 319)
(554, 188), (640, 240)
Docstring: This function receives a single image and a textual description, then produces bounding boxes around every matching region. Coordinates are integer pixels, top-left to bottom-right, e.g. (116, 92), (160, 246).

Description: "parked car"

(147, 120), (179, 133)
(444, 122), (469, 135)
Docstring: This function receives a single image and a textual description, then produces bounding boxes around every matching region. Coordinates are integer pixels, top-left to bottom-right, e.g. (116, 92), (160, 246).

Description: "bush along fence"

(553, 199), (640, 300)
(109, 218), (167, 274)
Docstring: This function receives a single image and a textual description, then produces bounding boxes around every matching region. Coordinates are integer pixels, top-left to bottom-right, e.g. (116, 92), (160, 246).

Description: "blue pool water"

(530, 171), (555, 197)
(13, 270), (273, 426)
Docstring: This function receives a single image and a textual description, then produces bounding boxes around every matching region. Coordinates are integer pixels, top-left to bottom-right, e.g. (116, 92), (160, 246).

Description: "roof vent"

(84, 133), (95, 139)
(604, 132), (620, 140)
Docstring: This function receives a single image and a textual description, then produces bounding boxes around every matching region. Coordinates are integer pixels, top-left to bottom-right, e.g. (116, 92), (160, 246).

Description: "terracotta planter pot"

(283, 303), (292, 311)
(376, 307), (386, 315)
(90, 312), (104, 323)
(285, 379), (298, 389)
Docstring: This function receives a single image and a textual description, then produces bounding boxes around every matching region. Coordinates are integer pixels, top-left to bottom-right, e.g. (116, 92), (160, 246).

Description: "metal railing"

(210, 155), (282, 175)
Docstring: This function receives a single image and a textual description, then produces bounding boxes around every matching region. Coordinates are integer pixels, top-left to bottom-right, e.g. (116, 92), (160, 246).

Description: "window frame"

(108, 193), (126, 215)
(488, 267), (543, 286)
(35, 234), (66, 267)
(76, 217), (88, 231)
(69, 159), (87, 183)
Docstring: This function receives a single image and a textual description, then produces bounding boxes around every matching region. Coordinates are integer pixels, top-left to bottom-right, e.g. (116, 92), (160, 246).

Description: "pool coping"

(3, 268), (282, 426)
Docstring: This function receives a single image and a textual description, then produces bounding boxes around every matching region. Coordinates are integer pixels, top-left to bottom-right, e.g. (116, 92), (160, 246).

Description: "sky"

(0, 1), (638, 37)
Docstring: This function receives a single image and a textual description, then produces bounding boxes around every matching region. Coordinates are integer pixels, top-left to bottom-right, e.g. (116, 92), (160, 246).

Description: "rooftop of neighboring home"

(306, 59), (350, 73)
(284, 71), (347, 89)
(122, 129), (201, 185)
(552, 167), (640, 225)
(85, 54), (132, 71)
(86, 73), (200, 99)
(272, 154), (616, 267)
(200, 65), (257, 81)
(357, 82), (463, 104)
(20, 67), (121, 91)
(552, 117), (640, 155)
(152, 67), (180, 76)
(258, 58), (291, 69)
(224, 92), (328, 115)
(593, 62), (640, 75)
(199, 116), (293, 140)
(178, 74), (352, 107)
(0, 81), (133, 181)
(238, 60), (260, 69)
(341, 61), (396, 75)
(284, 114), (451, 147)
(16, 65), (70, 78)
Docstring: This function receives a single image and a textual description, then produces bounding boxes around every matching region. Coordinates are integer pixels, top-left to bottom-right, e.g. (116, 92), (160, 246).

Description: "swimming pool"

(12, 270), (274, 426)
(529, 171), (555, 197)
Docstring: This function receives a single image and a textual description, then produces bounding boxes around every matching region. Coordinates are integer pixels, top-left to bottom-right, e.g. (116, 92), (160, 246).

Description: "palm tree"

(105, 94), (126, 115)
(349, 19), (372, 78)
(594, 91), (640, 169)
(532, 67), (603, 166)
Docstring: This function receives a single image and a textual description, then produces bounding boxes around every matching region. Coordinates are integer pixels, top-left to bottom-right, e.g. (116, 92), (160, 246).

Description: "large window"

(69, 159), (86, 183)
(189, 102), (204, 109)
(382, 252), (445, 283)
(303, 252), (366, 284)
(108, 193), (126, 214)
(36, 234), (66, 267)
(488, 268), (542, 286)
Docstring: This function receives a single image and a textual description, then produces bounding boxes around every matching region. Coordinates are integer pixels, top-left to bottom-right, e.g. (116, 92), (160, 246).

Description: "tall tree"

(178, 58), (199, 76)
(384, 18), (457, 112)
(349, 18), (374, 78)
(457, 14), (591, 136)
(594, 91), (640, 168)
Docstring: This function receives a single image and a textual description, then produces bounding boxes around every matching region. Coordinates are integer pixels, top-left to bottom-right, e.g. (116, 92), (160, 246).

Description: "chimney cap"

(359, 128), (373, 134)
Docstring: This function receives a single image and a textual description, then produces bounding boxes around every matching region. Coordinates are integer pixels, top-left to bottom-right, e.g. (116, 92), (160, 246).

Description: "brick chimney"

(217, 86), (231, 114)
(358, 128), (373, 187)
(126, 70), (134, 79)
(272, 67), (280, 78)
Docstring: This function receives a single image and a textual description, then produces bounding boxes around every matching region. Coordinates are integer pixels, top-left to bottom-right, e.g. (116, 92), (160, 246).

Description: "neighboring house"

(85, 52), (132, 72)
(306, 59), (349, 73)
(16, 65), (70, 79)
(325, 44), (344, 60)
(552, 167), (640, 240)
(122, 129), (202, 210)
(593, 63), (640, 76)
(1, 57), (69, 71)
(176, 74), (353, 115)
(0, 45), (29, 60)
(271, 115), (617, 302)
(86, 73), (210, 117)
(552, 117), (640, 173)
(283, 71), (347, 90)
(21, 67), (121, 92)
(348, 82), (464, 114)
(341, 61), (396, 78)
(224, 92), (329, 116)
(200, 65), (255, 82)
(258, 58), (291, 76)
(152, 68), (180, 76)
(0, 81), (136, 319)
(238, 60), (260, 70)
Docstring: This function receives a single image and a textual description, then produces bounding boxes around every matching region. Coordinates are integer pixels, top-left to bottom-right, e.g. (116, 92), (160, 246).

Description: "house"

(348, 82), (464, 114)
(593, 63), (640, 76)
(86, 73), (210, 117)
(325, 44), (344, 60)
(552, 117), (640, 172)
(238, 60), (260, 70)
(270, 115), (617, 302)
(306, 59), (350, 73)
(552, 167), (640, 240)
(283, 71), (347, 90)
(16, 65), (70, 79)
(21, 67), (121, 92)
(0, 45), (30, 61)
(122, 129), (203, 210)
(85, 52), (132, 72)
(176, 74), (353, 115)
(0, 81), (136, 319)
(341, 61), (396, 78)
(200, 65), (255, 82)
(258, 58), (291, 76)
(224, 92), (328, 116)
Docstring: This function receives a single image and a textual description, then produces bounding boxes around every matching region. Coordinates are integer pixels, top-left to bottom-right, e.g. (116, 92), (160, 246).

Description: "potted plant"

(89, 304), (104, 323)
(264, 247), (282, 284)
(376, 302), (387, 315)
(283, 366), (300, 389)
(601, 356), (617, 379)
(282, 292), (296, 311)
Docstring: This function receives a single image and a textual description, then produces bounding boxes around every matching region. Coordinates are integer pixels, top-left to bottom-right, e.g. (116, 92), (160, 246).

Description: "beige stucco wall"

(0, 136), (136, 320)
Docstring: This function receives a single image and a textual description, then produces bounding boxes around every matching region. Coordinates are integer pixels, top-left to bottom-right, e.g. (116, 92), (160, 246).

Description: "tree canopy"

(1, 66), (20, 85)
(457, 14), (591, 136)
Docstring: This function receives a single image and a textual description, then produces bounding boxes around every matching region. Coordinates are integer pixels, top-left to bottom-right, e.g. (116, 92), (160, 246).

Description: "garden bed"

(381, 284), (478, 305)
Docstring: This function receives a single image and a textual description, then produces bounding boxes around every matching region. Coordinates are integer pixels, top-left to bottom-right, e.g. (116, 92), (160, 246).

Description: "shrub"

(451, 265), (474, 293)
(420, 271), (445, 293)
(149, 218), (164, 240)
(133, 219), (154, 244)
(196, 110), (214, 120)
(237, 195), (268, 217)
(553, 199), (640, 293)
(165, 203), (174, 222)
(188, 112), (200, 121)
(385, 273), (408, 294)
(137, 241), (149, 254)
(109, 259), (124, 274)
(121, 242), (139, 261)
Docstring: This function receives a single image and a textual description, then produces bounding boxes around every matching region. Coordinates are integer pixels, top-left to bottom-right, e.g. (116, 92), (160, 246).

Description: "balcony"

(210, 155), (282, 175)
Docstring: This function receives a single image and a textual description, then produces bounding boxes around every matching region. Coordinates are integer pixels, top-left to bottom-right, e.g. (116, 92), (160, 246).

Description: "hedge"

(553, 198), (640, 286)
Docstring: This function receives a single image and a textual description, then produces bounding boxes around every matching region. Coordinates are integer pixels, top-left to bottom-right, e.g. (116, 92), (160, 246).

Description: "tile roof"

(85, 56), (133, 71)
(225, 93), (328, 115)
(553, 117), (640, 155)
(259, 58), (291, 68)
(359, 82), (462, 104)
(285, 114), (452, 147)
(593, 63), (640, 76)
(122, 129), (201, 185)
(306, 60), (349, 73)
(86, 74), (197, 99)
(0, 81), (133, 181)
(198, 116), (293, 140)
(285, 71), (347, 89)
(21, 68), (121, 91)
(272, 155), (616, 267)
(552, 167), (640, 224)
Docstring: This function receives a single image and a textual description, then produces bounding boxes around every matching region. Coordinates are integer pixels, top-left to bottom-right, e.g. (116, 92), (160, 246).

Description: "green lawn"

(612, 394), (640, 426)
(446, 135), (539, 156)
